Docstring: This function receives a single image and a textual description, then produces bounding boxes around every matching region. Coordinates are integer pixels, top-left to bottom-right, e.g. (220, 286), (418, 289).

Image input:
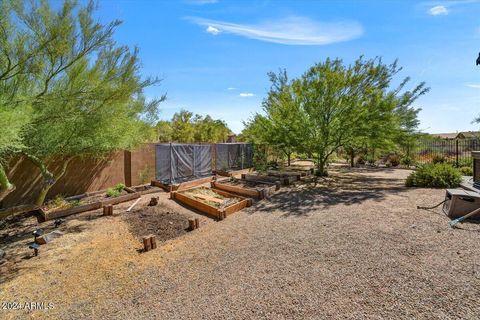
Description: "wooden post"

(188, 219), (196, 231)
(148, 197), (158, 206)
(195, 218), (200, 229)
(103, 205), (113, 216)
(150, 235), (157, 249)
(143, 236), (152, 252)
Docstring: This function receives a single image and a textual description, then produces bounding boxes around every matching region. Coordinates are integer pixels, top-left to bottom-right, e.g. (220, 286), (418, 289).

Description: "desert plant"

(406, 163), (462, 188)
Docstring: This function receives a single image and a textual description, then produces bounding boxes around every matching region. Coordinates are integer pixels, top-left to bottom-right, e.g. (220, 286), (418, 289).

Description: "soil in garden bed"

(42, 191), (129, 214)
(123, 206), (190, 243)
(181, 187), (242, 208)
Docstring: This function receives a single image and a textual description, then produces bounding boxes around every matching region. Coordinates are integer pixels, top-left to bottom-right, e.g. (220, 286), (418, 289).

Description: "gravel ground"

(1, 165), (480, 319)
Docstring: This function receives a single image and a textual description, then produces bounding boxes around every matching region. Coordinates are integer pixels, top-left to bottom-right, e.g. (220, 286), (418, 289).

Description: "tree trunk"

(0, 164), (15, 202)
(287, 153), (291, 166)
(316, 154), (328, 176)
(26, 156), (74, 206)
(350, 148), (355, 167)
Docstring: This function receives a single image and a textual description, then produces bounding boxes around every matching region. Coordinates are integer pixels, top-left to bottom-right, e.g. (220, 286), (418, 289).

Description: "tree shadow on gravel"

(250, 169), (410, 217)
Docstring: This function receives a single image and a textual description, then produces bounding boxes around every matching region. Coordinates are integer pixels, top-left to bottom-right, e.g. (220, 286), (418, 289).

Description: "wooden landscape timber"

(214, 168), (255, 178)
(37, 192), (141, 222)
(267, 170), (304, 180)
(0, 204), (40, 220)
(151, 175), (215, 192)
(211, 180), (279, 199)
(241, 173), (294, 185)
(171, 187), (252, 220)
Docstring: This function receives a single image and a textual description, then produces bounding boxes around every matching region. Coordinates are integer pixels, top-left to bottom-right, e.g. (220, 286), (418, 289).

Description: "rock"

(0, 248), (5, 259)
(35, 230), (64, 245)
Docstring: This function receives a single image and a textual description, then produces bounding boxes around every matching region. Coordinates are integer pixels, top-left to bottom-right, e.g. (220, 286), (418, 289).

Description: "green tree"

(170, 109), (196, 143)
(159, 110), (231, 143)
(156, 120), (173, 142)
(294, 57), (427, 175)
(1, 0), (165, 206)
(243, 69), (305, 165)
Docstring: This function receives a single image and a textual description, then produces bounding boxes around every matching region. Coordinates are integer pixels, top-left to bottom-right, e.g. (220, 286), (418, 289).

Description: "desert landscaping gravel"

(1, 165), (480, 319)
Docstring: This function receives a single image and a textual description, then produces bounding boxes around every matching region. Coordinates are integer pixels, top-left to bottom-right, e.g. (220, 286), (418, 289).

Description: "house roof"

(430, 131), (480, 139)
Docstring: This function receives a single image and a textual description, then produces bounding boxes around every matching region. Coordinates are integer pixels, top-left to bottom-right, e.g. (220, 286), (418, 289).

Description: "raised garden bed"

(241, 173), (295, 185)
(152, 176), (215, 192)
(38, 190), (140, 222)
(211, 178), (279, 199)
(123, 206), (190, 243)
(129, 183), (163, 196)
(171, 186), (252, 219)
(267, 170), (304, 180)
(214, 168), (254, 178)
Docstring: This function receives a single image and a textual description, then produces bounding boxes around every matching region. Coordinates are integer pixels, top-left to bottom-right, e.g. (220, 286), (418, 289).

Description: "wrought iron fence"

(413, 138), (480, 166)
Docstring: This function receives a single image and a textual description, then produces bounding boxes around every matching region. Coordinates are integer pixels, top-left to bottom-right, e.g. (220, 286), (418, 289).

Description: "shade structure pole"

(170, 142), (173, 184)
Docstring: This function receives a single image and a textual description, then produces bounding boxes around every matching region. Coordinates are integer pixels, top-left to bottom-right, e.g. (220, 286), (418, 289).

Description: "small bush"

(114, 183), (126, 192)
(400, 156), (414, 166)
(431, 154), (446, 164)
(106, 188), (121, 198)
(406, 163), (462, 188)
(457, 158), (473, 168)
(459, 166), (473, 176)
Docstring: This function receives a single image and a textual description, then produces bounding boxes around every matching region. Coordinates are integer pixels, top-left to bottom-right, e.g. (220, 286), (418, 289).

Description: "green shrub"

(459, 166), (473, 176)
(406, 163), (462, 188)
(400, 156), (414, 166)
(106, 188), (121, 198)
(114, 183), (126, 192)
(457, 158), (473, 168)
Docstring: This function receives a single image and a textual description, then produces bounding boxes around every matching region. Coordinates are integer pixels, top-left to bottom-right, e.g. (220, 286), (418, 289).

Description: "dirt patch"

(123, 206), (190, 242)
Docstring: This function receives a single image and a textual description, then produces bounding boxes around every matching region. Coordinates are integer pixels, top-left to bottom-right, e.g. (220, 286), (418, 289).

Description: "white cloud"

(239, 92), (255, 97)
(206, 26), (220, 35)
(187, 16), (363, 45)
(467, 84), (480, 88)
(227, 87), (237, 90)
(428, 5), (449, 15)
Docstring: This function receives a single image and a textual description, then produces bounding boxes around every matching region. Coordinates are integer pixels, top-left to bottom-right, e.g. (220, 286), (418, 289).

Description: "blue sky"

(86, 0), (480, 134)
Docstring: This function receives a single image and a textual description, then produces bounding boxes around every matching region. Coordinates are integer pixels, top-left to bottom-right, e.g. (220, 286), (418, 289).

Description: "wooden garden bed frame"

(171, 187), (252, 220)
(151, 175), (215, 192)
(38, 192), (140, 222)
(241, 173), (295, 185)
(214, 168), (254, 178)
(211, 180), (279, 199)
(266, 170), (305, 180)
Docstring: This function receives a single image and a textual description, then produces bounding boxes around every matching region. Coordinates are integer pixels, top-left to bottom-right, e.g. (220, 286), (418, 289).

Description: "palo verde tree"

(157, 109), (231, 143)
(243, 69), (306, 166)
(293, 56), (428, 175)
(1, 0), (165, 206)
